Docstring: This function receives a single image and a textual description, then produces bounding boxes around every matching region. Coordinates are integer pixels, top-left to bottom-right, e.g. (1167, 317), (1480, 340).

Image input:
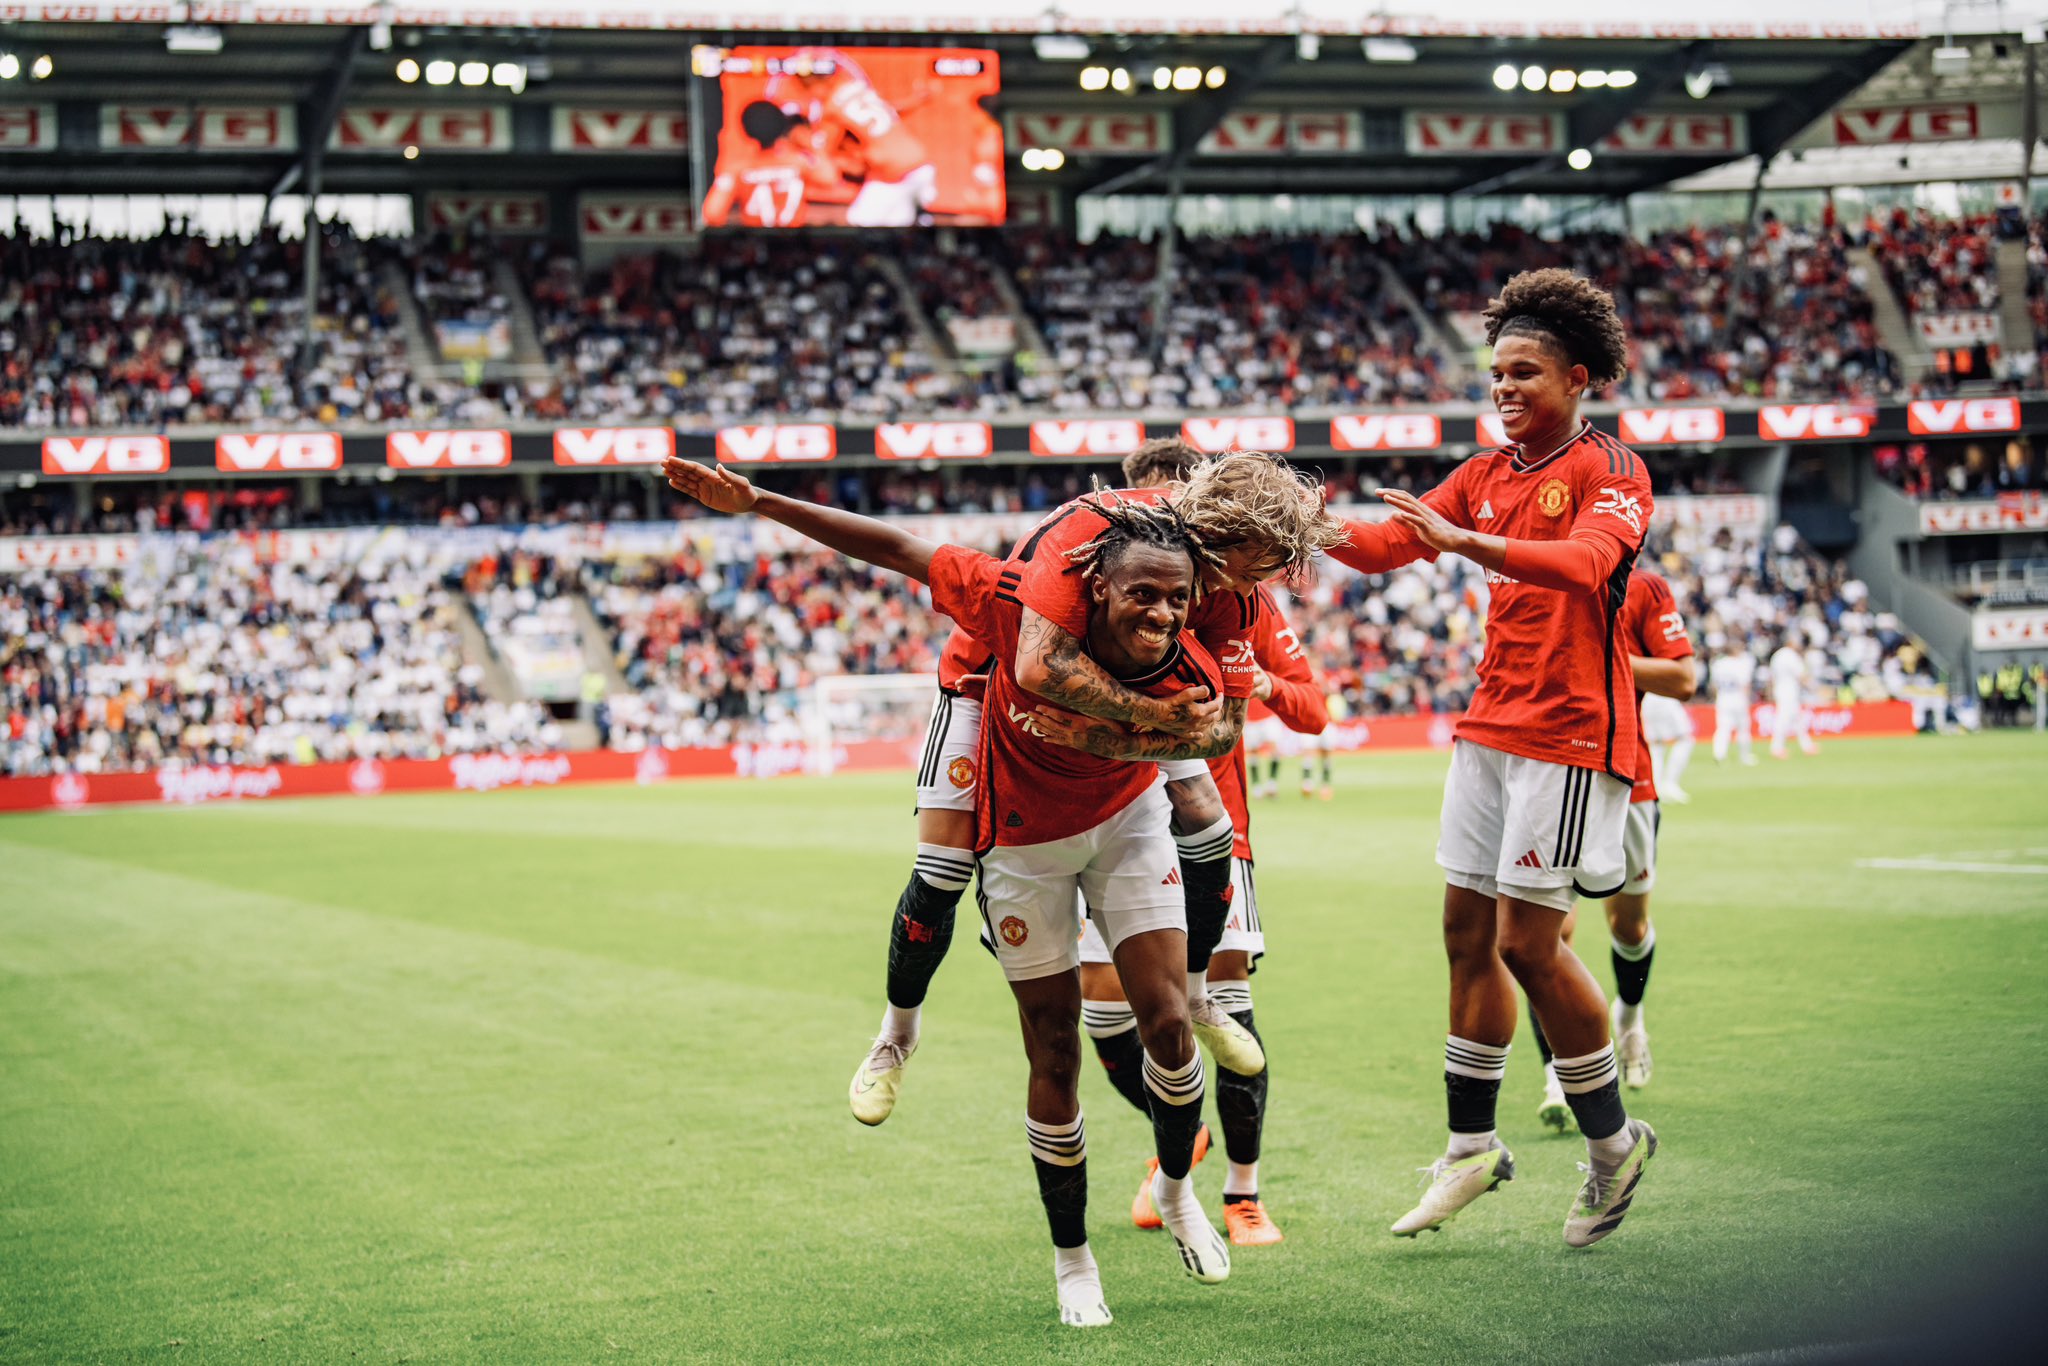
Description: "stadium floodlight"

(1607, 69), (1636, 87)
(164, 25), (224, 55)
(1297, 33), (1320, 62)
(1363, 37), (1418, 64)
(1153, 66), (1171, 90)
(1021, 148), (1045, 171)
(396, 58), (420, 83)
(1568, 147), (1593, 171)
(1042, 148), (1065, 170)
(458, 61), (488, 87)
(1205, 65), (1227, 88)
(1549, 69), (1576, 93)
(1079, 65), (1109, 91)
(1110, 67), (1132, 93)
(1492, 63), (1518, 91)
(491, 62), (526, 93)
(30, 53), (51, 80)
(425, 59), (455, 85)
(403, 145), (420, 161)
(0, 54), (17, 81)
(1521, 65), (1545, 91)
(1173, 66), (1201, 90)
(1580, 69), (1608, 88)
(1033, 35), (1091, 62)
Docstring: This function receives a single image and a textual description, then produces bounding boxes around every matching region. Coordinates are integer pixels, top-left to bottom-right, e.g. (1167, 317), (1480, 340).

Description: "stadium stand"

(1869, 209), (2001, 316)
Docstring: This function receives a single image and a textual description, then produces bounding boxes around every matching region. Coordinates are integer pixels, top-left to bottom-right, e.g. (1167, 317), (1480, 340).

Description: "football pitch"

(3, 734), (2045, 1364)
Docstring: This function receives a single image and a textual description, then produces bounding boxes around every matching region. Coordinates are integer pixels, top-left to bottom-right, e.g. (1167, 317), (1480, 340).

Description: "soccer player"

(1640, 690), (1695, 804)
(840, 446), (1341, 1125)
(764, 48), (937, 227)
(1534, 568), (1695, 1128)
(1327, 268), (1659, 1248)
(1769, 636), (1819, 758)
(701, 102), (841, 228)
(1077, 581), (1325, 1247)
(1710, 644), (1760, 765)
(663, 461), (1245, 1326)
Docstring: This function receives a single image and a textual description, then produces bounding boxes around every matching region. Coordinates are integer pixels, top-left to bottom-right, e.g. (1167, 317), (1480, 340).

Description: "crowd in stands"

(1, 537), (559, 779)
(21, 214), (2037, 431)
(1874, 436), (2044, 498)
(1400, 218), (1900, 402)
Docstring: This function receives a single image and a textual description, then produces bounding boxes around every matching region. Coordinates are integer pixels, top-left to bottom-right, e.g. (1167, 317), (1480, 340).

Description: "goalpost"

(805, 672), (940, 775)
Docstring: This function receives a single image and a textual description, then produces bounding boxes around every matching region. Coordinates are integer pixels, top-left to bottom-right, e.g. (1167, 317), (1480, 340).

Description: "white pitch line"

(1856, 858), (2048, 876)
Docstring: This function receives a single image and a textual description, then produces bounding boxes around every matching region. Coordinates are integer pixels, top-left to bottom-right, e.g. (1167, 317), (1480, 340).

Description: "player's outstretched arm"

(1015, 609), (1222, 739)
(1378, 488), (1623, 594)
(662, 458), (936, 583)
(1029, 697), (1247, 762)
(1632, 654), (1697, 701)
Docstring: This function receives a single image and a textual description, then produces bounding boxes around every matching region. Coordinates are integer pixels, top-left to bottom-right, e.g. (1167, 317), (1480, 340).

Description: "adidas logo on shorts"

(1514, 849), (1543, 870)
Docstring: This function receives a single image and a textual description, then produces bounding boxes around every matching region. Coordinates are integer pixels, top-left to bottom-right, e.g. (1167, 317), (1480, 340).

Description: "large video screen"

(696, 46), (1005, 228)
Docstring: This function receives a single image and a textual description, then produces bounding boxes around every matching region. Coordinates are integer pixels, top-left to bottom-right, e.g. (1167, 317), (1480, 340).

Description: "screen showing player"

(696, 45), (1005, 229)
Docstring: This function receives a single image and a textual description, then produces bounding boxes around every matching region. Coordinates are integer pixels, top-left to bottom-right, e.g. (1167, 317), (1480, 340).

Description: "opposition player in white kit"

(1768, 638), (1819, 758)
(1710, 646), (1759, 765)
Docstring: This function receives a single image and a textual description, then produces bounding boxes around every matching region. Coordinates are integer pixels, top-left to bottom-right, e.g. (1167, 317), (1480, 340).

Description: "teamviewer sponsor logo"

(449, 753), (573, 793)
(156, 765), (284, 806)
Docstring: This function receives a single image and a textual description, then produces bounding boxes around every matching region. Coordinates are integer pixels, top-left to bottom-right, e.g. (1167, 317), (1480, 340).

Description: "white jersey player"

(1767, 642), (1818, 758)
(1709, 648), (1758, 765)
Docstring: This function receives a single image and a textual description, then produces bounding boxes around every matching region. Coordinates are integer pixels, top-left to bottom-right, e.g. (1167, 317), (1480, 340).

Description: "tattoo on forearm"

(1068, 699), (1247, 762)
(1024, 620), (1153, 724)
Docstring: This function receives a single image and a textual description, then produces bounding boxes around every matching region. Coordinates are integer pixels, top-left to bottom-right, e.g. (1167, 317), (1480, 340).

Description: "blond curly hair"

(1170, 450), (1348, 575)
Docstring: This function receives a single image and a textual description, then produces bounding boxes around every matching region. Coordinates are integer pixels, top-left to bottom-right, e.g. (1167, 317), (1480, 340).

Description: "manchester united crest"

(1537, 478), (1571, 517)
(947, 756), (976, 789)
(999, 916), (1029, 947)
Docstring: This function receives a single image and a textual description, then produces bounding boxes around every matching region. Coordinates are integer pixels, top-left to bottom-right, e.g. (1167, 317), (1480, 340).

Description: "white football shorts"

(1077, 855), (1262, 965)
(1639, 693), (1694, 745)
(975, 783), (1183, 982)
(1436, 739), (1630, 912)
(1623, 799), (1659, 892)
(1159, 758), (1210, 783)
(913, 691), (981, 813)
(1243, 715), (1289, 754)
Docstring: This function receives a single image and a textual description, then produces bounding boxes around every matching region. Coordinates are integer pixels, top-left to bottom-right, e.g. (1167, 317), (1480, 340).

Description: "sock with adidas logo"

(1173, 816), (1236, 976)
(1444, 1035), (1509, 1158)
(1142, 1049), (1207, 1180)
(1554, 1045), (1629, 1143)
(1026, 1113), (1089, 1248)
(1081, 1000), (1151, 1117)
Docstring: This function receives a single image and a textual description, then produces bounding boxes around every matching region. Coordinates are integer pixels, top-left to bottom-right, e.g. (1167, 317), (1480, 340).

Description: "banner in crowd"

(1973, 608), (2048, 651)
(0, 699), (1923, 816)
(1919, 493), (2048, 534)
(1915, 312), (2002, 348)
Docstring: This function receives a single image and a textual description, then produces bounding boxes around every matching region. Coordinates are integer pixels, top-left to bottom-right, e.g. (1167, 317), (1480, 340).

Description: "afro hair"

(1481, 267), (1630, 392)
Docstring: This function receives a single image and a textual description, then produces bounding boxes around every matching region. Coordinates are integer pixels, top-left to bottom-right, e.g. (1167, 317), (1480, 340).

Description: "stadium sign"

(579, 195), (693, 243)
(1973, 609), (2048, 651)
(1028, 420), (1147, 458)
(1181, 416), (1296, 454)
(0, 105), (58, 152)
(1830, 102), (1978, 145)
(1906, 397), (2020, 436)
(426, 193), (549, 234)
(1477, 413), (1509, 445)
(550, 108), (687, 153)
(552, 427), (675, 465)
(1598, 114), (1746, 156)
(714, 424), (837, 463)
(875, 422), (994, 460)
(0, 534), (136, 572)
(215, 433), (342, 472)
(102, 104), (295, 151)
(1403, 112), (1565, 156)
(40, 436), (169, 475)
(1914, 312), (2001, 349)
(1003, 112), (1170, 155)
(385, 430), (512, 468)
(1919, 495), (2048, 535)
(1199, 111), (1365, 155)
(1330, 414), (1441, 452)
(331, 107), (512, 152)
(1757, 404), (1874, 440)
(1618, 407), (1727, 445)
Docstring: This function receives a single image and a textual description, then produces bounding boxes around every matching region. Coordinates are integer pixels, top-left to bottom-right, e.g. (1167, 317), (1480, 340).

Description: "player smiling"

(1329, 268), (1660, 1248)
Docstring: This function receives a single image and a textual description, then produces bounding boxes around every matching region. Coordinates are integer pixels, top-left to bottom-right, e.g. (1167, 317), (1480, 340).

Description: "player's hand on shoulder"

(662, 457), (759, 515)
(1250, 665), (1274, 702)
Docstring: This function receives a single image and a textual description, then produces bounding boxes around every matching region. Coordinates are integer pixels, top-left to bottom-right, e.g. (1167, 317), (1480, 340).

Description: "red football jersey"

(1617, 568), (1694, 803)
(1010, 489), (1262, 702)
(1211, 584), (1326, 861)
(1330, 422), (1653, 781)
(927, 545), (1223, 849)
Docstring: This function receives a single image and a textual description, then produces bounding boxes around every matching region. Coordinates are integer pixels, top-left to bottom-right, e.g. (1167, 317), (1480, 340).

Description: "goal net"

(805, 672), (940, 775)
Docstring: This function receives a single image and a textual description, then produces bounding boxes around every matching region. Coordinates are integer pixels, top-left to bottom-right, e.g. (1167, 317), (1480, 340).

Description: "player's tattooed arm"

(1030, 698), (1247, 762)
(1014, 610), (1222, 738)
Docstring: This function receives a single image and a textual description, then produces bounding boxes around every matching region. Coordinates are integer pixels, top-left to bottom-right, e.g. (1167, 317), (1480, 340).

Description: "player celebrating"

(1077, 579), (1325, 1247)
(663, 460), (1244, 1326)
(1534, 567), (1695, 1128)
(764, 48), (936, 227)
(1328, 268), (1658, 1248)
(839, 446), (1342, 1126)
(700, 102), (841, 228)
(1711, 642), (1760, 765)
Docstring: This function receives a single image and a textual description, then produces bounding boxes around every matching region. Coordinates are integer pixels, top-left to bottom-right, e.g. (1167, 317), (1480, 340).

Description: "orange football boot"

(1224, 1197), (1284, 1246)
(1131, 1124), (1212, 1229)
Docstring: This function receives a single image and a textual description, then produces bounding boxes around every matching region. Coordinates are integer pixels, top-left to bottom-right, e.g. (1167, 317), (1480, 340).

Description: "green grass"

(3, 733), (2046, 1364)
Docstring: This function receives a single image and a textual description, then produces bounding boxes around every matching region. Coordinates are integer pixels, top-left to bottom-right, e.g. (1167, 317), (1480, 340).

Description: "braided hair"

(1061, 488), (1220, 588)
(1481, 267), (1630, 391)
